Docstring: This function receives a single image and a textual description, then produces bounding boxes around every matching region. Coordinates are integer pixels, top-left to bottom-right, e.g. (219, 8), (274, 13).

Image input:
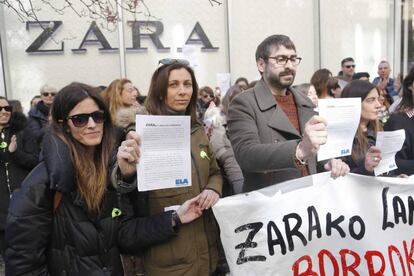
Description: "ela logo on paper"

(176, 178), (189, 186)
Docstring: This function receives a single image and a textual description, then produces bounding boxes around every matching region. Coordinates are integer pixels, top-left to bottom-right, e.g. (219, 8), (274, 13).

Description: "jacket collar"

(254, 79), (277, 111)
(42, 133), (76, 193)
(254, 79), (315, 138)
(28, 101), (49, 120)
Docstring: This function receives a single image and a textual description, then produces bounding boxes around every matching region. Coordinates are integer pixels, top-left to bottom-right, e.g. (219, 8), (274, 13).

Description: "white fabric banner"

(213, 173), (414, 276)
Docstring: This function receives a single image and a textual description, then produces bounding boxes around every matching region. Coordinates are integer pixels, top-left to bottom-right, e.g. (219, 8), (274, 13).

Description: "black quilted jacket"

(5, 133), (176, 276)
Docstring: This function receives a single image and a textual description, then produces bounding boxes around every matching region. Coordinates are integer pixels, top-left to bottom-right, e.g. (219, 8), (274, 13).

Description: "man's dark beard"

(267, 69), (296, 90)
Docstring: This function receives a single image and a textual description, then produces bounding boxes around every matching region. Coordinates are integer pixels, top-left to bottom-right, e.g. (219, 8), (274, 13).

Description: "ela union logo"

(340, 149), (350, 155)
(175, 178), (189, 186)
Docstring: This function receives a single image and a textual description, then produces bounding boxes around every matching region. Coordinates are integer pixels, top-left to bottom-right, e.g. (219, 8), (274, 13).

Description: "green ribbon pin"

(200, 150), (210, 161)
(112, 208), (122, 218)
(0, 142), (7, 149)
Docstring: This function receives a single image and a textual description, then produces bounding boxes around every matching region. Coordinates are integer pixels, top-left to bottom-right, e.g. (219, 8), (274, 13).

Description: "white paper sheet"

(216, 73), (231, 96)
(182, 44), (199, 67)
(374, 129), (405, 176)
(135, 115), (192, 191)
(317, 98), (361, 161)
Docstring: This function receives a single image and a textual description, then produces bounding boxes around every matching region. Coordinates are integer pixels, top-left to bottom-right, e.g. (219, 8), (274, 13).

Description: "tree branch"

(1, 0), (222, 39)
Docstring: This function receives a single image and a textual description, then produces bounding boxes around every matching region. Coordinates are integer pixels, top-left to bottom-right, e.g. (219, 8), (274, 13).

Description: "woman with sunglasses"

(117, 59), (223, 275)
(5, 83), (203, 275)
(196, 86), (215, 121)
(0, 96), (38, 260)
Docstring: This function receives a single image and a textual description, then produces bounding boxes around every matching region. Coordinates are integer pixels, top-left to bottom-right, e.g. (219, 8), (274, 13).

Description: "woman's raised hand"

(117, 131), (141, 177)
(364, 146), (382, 172)
(8, 135), (17, 153)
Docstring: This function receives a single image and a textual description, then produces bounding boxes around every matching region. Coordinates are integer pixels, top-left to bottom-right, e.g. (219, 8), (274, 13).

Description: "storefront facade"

(0, 0), (411, 109)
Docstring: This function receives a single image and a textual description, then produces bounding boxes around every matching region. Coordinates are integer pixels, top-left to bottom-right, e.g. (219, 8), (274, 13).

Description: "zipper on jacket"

(1, 132), (11, 197)
(5, 163), (11, 197)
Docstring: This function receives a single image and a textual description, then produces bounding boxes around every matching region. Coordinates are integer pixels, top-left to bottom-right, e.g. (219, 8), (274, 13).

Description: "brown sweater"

(274, 91), (309, 176)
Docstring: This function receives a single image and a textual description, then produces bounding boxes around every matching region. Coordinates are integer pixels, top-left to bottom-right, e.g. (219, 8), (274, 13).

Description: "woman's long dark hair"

(310, 68), (332, 98)
(397, 68), (414, 112)
(145, 63), (198, 125)
(50, 82), (115, 212)
(341, 80), (382, 163)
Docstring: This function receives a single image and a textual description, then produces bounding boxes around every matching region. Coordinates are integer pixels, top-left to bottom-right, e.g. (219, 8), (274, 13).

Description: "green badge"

(112, 208), (122, 218)
(200, 150), (210, 161)
(0, 142), (7, 149)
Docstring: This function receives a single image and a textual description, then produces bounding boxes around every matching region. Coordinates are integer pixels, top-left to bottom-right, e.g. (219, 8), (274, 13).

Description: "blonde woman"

(101, 79), (138, 125)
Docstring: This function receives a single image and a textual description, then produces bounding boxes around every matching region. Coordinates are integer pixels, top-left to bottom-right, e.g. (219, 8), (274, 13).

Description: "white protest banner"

(213, 173), (414, 276)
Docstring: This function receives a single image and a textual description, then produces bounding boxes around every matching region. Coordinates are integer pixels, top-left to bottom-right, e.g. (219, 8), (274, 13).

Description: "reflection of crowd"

(1, 33), (414, 275)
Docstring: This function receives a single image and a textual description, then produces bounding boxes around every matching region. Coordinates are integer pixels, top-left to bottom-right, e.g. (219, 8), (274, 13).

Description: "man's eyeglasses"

(0, 106), (12, 112)
(158, 58), (190, 67)
(42, 92), (57, 97)
(67, 110), (105, 128)
(345, 65), (356, 69)
(267, 56), (302, 66)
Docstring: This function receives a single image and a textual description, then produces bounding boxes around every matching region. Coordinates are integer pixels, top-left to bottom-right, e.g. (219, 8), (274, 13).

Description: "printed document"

(374, 129), (405, 176)
(135, 115), (192, 191)
(317, 98), (361, 161)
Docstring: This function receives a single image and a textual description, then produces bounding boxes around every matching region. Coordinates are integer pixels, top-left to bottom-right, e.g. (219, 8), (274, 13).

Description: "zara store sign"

(25, 20), (219, 53)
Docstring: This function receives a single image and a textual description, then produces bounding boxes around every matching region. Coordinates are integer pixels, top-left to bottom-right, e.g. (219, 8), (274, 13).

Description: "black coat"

(384, 112), (414, 175)
(27, 101), (50, 145)
(5, 133), (176, 276)
(0, 112), (38, 229)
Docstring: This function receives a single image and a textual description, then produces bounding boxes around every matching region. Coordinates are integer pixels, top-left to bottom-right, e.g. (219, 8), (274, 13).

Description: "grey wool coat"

(227, 79), (317, 192)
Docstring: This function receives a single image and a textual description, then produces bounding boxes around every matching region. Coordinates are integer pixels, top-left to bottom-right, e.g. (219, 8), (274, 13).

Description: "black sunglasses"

(156, 58), (190, 75)
(67, 110), (105, 127)
(42, 92), (57, 97)
(158, 58), (189, 66)
(345, 65), (355, 69)
(0, 106), (12, 112)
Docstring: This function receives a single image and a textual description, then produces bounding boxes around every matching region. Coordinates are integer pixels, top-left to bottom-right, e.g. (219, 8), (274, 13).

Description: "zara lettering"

(26, 20), (219, 53)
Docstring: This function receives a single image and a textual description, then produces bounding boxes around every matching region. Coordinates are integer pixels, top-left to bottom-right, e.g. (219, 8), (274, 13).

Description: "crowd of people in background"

(0, 34), (413, 275)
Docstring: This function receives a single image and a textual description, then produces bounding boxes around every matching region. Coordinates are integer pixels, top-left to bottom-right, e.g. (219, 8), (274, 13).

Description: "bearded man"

(227, 34), (349, 192)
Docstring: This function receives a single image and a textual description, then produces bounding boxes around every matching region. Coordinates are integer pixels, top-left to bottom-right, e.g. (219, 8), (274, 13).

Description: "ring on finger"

(373, 156), (379, 162)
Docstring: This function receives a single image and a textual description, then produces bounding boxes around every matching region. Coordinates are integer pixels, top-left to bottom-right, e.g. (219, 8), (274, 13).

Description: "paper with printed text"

(135, 115), (191, 191)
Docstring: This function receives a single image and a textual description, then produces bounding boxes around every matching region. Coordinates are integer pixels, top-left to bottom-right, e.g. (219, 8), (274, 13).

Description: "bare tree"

(0, 0), (222, 30)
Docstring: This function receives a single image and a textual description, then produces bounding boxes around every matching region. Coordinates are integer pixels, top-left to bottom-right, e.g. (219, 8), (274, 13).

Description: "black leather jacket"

(5, 133), (176, 276)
